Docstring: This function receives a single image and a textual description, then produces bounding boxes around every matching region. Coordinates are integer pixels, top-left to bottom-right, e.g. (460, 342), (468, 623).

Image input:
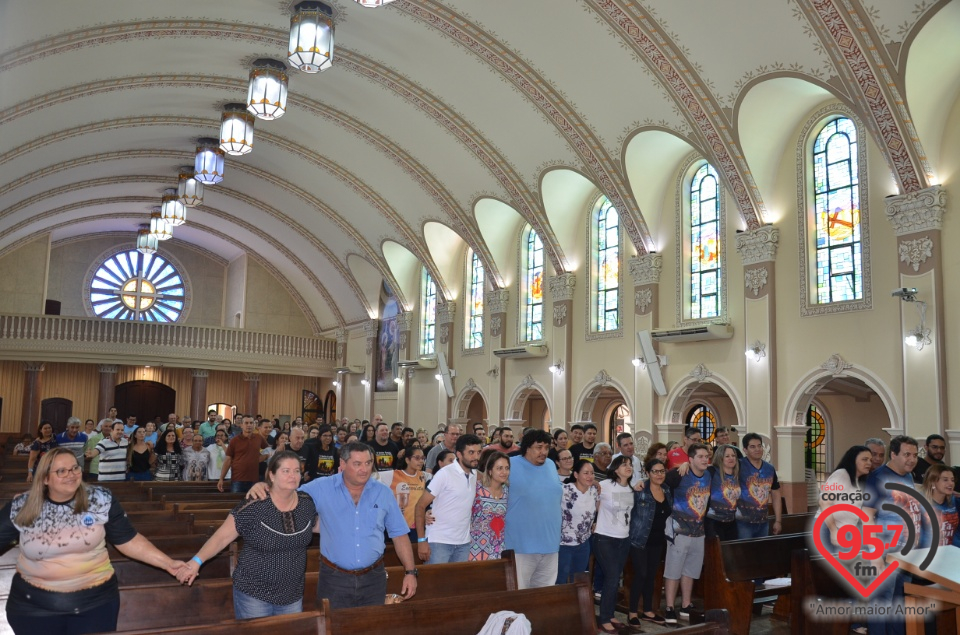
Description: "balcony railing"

(0, 314), (337, 375)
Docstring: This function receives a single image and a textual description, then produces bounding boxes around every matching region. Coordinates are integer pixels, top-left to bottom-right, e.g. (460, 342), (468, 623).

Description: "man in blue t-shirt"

(736, 432), (782, 539)
(504, 429), (562, 589)
(662, 443), (712, 625)
(863, 435), (920, 635)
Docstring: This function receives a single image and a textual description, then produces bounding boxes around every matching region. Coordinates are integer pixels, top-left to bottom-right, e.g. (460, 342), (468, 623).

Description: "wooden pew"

(702, 533), (809, 635)
(110, 554), (519, 631)
(790, 548), (855, 635)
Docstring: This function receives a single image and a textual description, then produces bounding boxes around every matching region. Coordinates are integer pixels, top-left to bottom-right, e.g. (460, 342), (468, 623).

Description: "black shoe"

(664, 608), (678, 625)
(678, 605), (694, 619)
(641, 613), (666, 626)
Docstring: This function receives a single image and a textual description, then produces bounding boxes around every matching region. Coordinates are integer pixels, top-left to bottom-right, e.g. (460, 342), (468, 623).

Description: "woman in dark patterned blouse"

(0, 448), (184, 634)
(177, 451), (318, 619)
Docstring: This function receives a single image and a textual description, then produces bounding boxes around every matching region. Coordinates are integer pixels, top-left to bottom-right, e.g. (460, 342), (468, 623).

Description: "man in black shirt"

(912, 433), (946, 483)
(369, 422), (399, 487)
(288, 427), (320, 482)
(569, 423), (598, 463)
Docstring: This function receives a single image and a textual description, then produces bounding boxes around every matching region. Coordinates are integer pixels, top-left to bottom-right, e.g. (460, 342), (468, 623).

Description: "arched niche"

(661, 364), (744, 438)
(573, 369), (635, 443)
(453, 378), (489, 423)
(505, 376), (552, 430)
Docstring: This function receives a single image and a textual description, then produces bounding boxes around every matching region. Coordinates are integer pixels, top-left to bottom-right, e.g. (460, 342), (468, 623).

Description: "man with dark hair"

(218, 415), (266, 493)
(864, 435), (920, 635)
(86, 421), (128, 482)
(569, 424), (584, 446)
(425, 423), (460, 473)
(569, 423), (598, 463)
(712, 427), (742, 458)
(912, 433), (946, 483)
(667, 425), (702, 469)
(401, 427), (415, 446)
(369, 422), (400, 487)
(486, 427), (521, 457)
(613, 432), (643, 481)
(198, 409), (219, 441)
(662, 443), (712, 624)
(414, 434), (482, 564)
(736, 432), (782, 539)
(389, 422), (404, 446)
(505, 429), (563, 589)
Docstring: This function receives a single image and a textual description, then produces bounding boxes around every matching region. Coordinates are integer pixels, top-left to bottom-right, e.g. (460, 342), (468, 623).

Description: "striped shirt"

(94, 437), (129, 481)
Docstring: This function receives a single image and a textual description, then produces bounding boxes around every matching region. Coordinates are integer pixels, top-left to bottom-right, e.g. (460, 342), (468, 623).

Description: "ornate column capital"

(436, 302), (456, 325)
(22, 362), (45, 372)
(549, 272), (576, 302)
(334, 327), (347, 344)
(885, 184), (945, 236)
(363, 319), (379, 339)
(735, 225), (780, 265)
(98, 364), (119, 374)
(191, 368), (209, 378)
(242, 373), (260, 382)
(395, 312), (414, 332)
(628, 254), (663, 286)
(485, 289), (509, 314)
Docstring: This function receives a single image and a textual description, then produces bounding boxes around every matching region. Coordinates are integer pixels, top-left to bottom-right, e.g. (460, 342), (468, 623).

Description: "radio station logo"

(812, 483), (939, 599)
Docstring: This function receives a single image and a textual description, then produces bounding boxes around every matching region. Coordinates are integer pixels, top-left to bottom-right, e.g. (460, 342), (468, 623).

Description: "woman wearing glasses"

(0, 448), (185, 634)
(626, 457), (673, 628)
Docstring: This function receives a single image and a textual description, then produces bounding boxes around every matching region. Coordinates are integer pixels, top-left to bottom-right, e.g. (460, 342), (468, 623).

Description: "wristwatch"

(404, 568), (419, 577)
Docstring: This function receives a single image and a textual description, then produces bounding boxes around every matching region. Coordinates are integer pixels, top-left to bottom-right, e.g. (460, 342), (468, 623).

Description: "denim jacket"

(628, 480), (673, 548)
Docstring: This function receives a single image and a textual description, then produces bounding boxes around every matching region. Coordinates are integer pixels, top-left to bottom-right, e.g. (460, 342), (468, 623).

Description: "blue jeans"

(128, 471), (154, 481)
(428, 542), (470, 564)
(8, 596), (120, 634)
(231, 481), (255, 494)
(318, 561), (387, 609)
(556, 541), (591, 585)
(867, 569), (907, 635)
(594, 534), (630, 624)
(736, 520), (769, 540)
(233, 587), (302, 620)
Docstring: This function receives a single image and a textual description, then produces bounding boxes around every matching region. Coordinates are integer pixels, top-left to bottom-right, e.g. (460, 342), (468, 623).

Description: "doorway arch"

(453, 378), (489, 423)
(662, 364), (744, 432)
(505, 375), (552, 429)
(114, 381), (176, 425)
(573, 370), (634, 443)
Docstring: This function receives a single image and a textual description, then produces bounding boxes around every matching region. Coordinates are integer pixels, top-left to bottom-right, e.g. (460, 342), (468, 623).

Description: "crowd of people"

(7, 407), (959, 634)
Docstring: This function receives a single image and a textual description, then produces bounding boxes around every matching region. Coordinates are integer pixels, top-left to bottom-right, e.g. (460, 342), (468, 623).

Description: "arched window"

(466, 250), (484, 350)
(89, 250), (185, 322)
(593, 197), (620, 332)
(813, 117), (863, 304)
(805, 403), (827, 483)
(419, 270), (437, 356)
(690, 164), (721, 320)
(522, 228), (544, 342)
(685, 404), (717, 443)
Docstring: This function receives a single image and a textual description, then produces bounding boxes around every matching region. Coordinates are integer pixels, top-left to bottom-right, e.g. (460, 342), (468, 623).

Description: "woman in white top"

(593, 455), (635, 633)
(817, 444), (873, 550)
(557, 459), (598, 584)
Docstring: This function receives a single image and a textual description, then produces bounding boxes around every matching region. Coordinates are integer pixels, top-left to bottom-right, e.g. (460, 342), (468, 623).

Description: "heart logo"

(812, 503), (899, 599)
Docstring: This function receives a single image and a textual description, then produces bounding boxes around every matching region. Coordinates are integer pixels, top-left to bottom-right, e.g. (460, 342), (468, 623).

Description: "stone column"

(97, 364), (119, 421)
(485, 289), (509, 421)
(775, 425), (811, 513)
(363, 319), (379, 420)
(735, 225), (779, 440)
(20, 362), (44, 434)
(629, 254), (662, 435)
(436, 301), (457, 425)
(190, 369), (209, 421)
(395, 313), (413, 424)
(549, 273), (575, 426)
(885, 185), (947, 437)
(334, 327), (347, 411)
(242, 373), (259, 418)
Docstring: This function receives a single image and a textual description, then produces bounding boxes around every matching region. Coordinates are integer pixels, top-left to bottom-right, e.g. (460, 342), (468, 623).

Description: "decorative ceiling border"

(52, 232), (230, 267)
(583, 0), (766, 232)
(0, 210), (328, 334)
(395, 0), (656, 257)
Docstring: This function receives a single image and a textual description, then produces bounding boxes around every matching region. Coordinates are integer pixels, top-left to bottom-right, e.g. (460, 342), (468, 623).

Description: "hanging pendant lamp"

(288, 1), (335, 73)
(194, 137), (225, 185)
(149, 207), (173, 241)
(220, 103), (255, 156)
(177, 166), (203, 207)
(136, 227), (158, 255)
(160, 188), (186, 227)
(247, 59), (289, 120)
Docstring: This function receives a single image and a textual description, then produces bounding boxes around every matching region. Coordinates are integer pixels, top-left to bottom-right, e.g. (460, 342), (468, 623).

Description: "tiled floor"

(601, 603), (792, 634)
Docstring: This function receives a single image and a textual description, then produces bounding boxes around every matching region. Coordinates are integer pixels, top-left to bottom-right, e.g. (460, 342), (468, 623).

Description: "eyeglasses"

(649, 469), (666, 475)
(560, 455), (574, 460)
(53, 465), (82, 478)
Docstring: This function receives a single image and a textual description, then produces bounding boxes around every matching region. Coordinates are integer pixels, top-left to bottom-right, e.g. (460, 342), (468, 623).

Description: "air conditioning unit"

(333, 365), (366, 374)
(397, 358), (437, 369)
(493, 344), (549, 359)
(650, 324), (733, 343)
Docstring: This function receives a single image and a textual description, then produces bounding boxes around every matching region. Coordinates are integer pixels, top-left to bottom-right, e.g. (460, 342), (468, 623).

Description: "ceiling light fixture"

(288, 1), (335, 73)
(149, 207), (172, 242)
(194, 137), (225, 185)
(160, 188), (186, 227)
(247, 59), (289, 120)
(177, 166), (203, 207)
(136, 225), (158, 255)
(219, 103), (255, 156)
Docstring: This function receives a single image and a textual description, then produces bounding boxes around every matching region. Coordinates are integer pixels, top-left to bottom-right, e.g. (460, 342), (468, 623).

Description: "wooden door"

(114, 381), (176, 425)
(40, 398), (73, 433)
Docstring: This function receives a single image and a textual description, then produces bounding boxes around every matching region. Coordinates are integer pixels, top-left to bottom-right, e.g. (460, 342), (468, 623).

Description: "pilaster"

(190, 368), (209, 420)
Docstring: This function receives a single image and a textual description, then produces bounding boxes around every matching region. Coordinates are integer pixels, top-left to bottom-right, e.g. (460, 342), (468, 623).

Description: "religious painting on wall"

(376, 282), (400, 392)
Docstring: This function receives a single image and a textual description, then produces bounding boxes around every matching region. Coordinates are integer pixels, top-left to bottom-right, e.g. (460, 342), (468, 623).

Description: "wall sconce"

(894, 288), (932, 351)
(331, 380), (340, 387)
(360, 378), (370, 386)
(631, 358), (641, 367)
(434, 373), (442, 381)
(745, 341), (766, 362)
(486, 367), (499, 378)
(393, 377), (402, 385)
(548, 360), (564, 375)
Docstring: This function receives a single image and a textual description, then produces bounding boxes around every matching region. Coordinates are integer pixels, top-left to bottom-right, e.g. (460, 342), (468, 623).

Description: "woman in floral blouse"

(469, 451), (509, 561)
(556, 459), (598, 584)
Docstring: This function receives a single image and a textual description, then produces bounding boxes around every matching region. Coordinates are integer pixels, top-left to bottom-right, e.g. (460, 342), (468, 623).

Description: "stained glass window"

(466, 251), (484, 349)
(523, 228), (544, 342)
(420, 270), (436, 356)
(805, 404), (827, 483)
(90, 250), (185, 322)
(813, 118), (862, 303)
(686, 404), (716, 443)
(690, 164), (721, 320)
(595, 198), (620, 332)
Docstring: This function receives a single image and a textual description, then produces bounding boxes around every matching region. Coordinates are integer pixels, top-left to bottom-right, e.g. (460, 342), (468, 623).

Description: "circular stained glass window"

(90, 250), (185, 322)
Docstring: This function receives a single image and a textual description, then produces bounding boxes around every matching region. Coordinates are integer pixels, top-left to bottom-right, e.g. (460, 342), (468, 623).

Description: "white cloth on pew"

(476, 611), (532, 635)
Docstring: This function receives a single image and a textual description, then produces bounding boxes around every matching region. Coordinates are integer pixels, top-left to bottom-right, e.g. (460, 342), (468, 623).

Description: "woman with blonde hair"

(0, 448), (184, 634)
(921, 464), (960, 547)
